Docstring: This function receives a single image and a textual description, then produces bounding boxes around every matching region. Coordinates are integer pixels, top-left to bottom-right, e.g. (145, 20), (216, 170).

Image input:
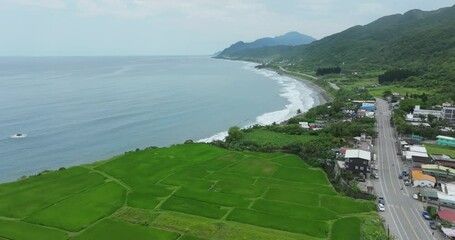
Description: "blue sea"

(0, 56), (318, 183)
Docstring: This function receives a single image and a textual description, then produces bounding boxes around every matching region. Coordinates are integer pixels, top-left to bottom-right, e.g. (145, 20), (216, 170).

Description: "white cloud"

(3, 0), (66, 9)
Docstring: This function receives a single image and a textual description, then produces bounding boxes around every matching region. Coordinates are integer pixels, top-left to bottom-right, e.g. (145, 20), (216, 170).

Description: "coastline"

(275, 68), (332, 105)
(198, 60), (331, 143)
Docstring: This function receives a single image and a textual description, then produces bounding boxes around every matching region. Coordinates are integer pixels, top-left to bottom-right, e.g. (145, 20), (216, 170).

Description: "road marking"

(390, 204), (409, 240)
(411, 208), (435, 240)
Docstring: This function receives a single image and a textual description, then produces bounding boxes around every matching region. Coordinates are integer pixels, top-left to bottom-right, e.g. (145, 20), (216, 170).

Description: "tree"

(227, 126), (243, 142)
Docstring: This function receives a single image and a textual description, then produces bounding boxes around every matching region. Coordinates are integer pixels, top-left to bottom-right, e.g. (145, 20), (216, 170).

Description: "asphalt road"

(372, 98), (441, 240)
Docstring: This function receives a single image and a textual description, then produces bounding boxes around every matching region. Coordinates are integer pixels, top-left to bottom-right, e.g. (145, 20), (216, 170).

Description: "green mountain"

(216, 32), (315, 59)
(218, 5), (455, 93)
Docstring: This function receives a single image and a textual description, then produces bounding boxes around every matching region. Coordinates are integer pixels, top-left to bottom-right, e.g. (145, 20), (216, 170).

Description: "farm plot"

(0, 144), (381, 239)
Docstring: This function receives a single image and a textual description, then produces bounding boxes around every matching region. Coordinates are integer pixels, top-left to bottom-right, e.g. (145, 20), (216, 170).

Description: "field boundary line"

(82, 167), (132, 192)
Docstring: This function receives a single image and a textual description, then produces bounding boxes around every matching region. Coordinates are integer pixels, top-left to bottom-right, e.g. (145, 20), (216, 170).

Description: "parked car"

(377, 203), (385, 212)
(404, 180), (410, 186)
(373, 172), (379, 179)
(413, 193), (419, 200)
(355, 177), (366, 182)
(378, 197), (385, 205)
(422, 211), (432, 220)
(429, 221), (438, 230)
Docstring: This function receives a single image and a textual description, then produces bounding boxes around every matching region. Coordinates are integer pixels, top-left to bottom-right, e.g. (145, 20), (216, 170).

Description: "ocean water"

(0, 56), (317, 183)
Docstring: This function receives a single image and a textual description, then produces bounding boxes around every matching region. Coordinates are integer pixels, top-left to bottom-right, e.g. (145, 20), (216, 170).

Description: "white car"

(377, 203), (385, 212)
(413, 194), (419, 200)
(373, 172), (379, 179)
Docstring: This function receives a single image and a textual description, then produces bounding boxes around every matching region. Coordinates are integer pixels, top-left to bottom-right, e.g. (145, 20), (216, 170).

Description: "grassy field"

(425, 143), (455, 158)
(242, 129), (325, 146)
(0, 143), (381, 239)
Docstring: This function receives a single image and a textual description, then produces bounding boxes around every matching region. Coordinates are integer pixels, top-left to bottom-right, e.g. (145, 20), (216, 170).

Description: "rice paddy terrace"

(0, 144), (379, 240)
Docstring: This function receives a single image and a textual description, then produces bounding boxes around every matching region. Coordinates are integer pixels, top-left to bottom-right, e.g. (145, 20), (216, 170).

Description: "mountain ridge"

(216, 32), (316, 58)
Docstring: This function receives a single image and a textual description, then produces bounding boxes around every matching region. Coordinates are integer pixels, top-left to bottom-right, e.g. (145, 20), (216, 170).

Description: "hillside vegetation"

(0, 144), (380, 240)
(218, 5), (455, 100)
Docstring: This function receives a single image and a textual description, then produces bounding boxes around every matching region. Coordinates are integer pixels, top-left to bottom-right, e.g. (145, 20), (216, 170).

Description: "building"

(411, 169), (436, 188)
(437, 135), (455, 147)
(432, 154), (455, 168)
(421, 164), (455, 179)
(413, 105), (442, 118)
(438, 210), (455, 224)
(403, 145), (432, 166)
(344, 149), (371, 174)
(442, 103), (455, 124)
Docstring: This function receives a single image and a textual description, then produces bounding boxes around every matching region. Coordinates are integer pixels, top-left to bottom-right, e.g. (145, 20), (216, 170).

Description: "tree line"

(316, 67), (341, 76)
(378, 68), (417, 84)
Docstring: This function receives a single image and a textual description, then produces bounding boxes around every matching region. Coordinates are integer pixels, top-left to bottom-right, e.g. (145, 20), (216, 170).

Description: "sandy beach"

(275, 68), (332, 106)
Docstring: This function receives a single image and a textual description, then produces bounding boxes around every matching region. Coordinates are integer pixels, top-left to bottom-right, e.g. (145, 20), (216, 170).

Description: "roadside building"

(413, 105), (442, 119)
(411, 169), (436, 188)
(441, 227), (455, 239)
(437, 135), (455, 147)
(344, 149), (371, 174)
(442, 103), (455, 124)
(432, 154), (455, 168)
(403, 145), (431, 166)
(405, 113), (422, 122)
(438, 209), (455, 224)
(421, 164), (455, 179)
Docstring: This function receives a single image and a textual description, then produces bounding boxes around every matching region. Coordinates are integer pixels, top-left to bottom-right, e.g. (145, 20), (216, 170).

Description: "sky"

(0, 0), (454, 56)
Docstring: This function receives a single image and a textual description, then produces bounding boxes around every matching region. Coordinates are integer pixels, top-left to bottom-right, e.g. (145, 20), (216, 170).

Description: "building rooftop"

(439, 209), (455, 224)
(441, 182), (455, 196)
(422, 164), (455, 175)
(411, 169), (436, 183)
(345, 149), (371, 161)
(432, 154), (455, 162)
(409, 145), (427, 153)
(437, 135), (455, 141)
(405, 151), (429, 160)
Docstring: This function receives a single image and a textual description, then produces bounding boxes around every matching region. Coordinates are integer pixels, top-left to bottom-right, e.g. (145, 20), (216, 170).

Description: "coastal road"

(373, 98), (440, 240)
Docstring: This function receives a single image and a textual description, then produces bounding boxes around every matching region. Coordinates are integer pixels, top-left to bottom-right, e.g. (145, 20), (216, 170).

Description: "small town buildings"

(442, 103), (455, 124)
(411, 169), (436, 188)
(438, 209), (455, 224)
(432, 154), (455, 168)
(437, 135), (455, 147)
(405, 113), (422, 122)
(344, 149), (371, 174)
(403, 145), (432, 166)
(421, 164), (455, 179)
(413, 105), (442, 119)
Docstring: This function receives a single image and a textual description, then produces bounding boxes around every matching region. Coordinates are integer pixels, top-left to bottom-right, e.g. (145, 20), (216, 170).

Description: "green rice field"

(0, 144), (380, 239)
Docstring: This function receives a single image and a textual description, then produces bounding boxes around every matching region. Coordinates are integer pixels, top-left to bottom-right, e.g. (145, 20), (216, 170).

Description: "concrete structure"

(432, 154), (455, 168)
(299, 122), (309, 129)
(411, 169), (436, 188)
(437, 135), (455, 147)
(413, 105), (442, 118)
(442, 102), (455, 124)
(334, 160), (346, 178)
(344, 149), (371, 174)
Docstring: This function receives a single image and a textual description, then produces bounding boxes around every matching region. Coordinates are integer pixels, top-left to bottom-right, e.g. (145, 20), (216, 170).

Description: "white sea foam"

(198, 62), (317, 143)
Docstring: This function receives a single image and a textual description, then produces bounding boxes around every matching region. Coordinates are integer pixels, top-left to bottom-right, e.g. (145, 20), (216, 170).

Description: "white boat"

(10, 133), (27, 139)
